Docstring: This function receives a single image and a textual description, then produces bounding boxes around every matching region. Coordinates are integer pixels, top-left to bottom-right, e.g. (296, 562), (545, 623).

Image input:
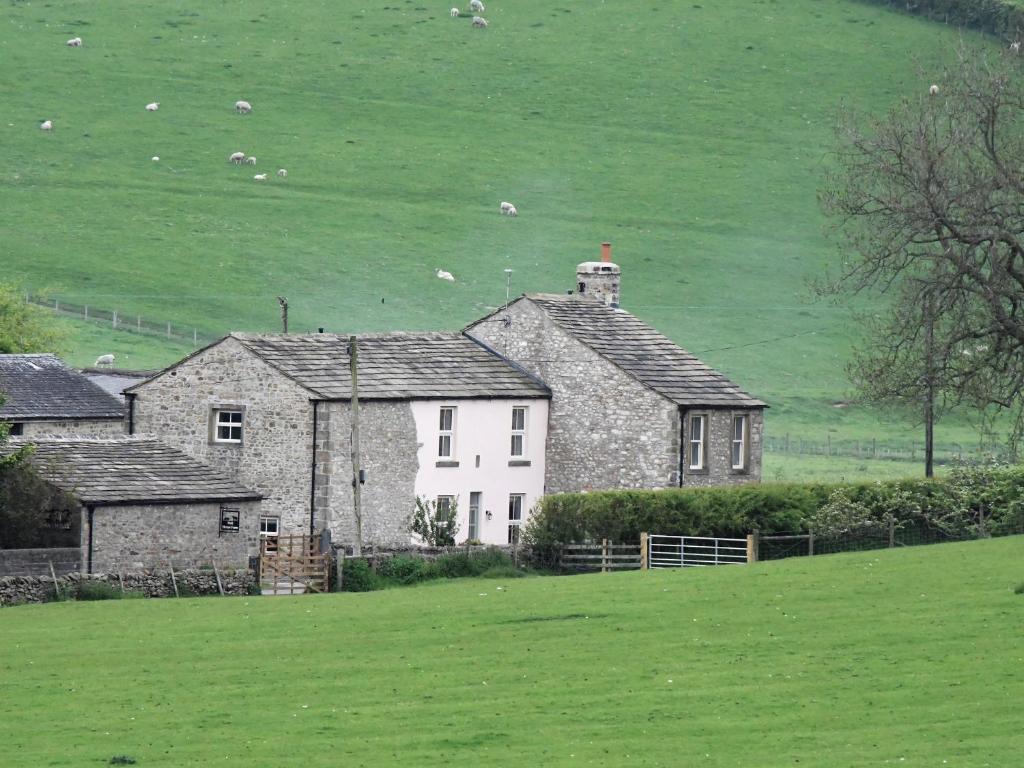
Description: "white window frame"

(468, 492), (481, 542)
(688, 414), (707, 470)
(438, 406), (456, 458)
(214, 409), (244, 444)
(259, 515), (280, 552)
(510, 406), (527, 458)
(731, 414), (748, 470)
(436, 495), (455, 538)
(508, 493), (524, 544)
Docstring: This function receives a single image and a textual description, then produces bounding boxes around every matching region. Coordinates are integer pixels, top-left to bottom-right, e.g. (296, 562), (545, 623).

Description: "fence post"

(601, 538), (609, 573)
(640, 532), (649, 570)
(746, 530), (759, 563)
(808, 530), (815, 556)
(84, 305), (88, 320)
(888, 516), (895, 548)
(826, 433), (831, 457)
(167, 321), (171, 338)
(112, 310), (118, 329)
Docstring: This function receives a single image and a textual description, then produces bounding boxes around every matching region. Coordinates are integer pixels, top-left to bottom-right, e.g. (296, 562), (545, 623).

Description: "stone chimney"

(576, 242), (620, 307)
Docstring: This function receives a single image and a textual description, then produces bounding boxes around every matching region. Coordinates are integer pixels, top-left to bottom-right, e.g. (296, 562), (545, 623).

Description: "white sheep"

(469, 0), (484, 11)
(1012, 41), (1021, 53)
(94, 354), (115, 367)
(929, 84), (939, 96)
(145, 102), (160, 112)
(436, 269), (455, 282)
(40, 120), (52, 131)
(235, 100), (252, 114)
(277, 168), (287, 178)
(472, 15), (488, 27)
(451, 7), (459, 17)
(152, 156), (160, 162)
(245, 156), (257, 165)
(506, 204), (517, 217)
(254, 173), (267, 181)
(500, 201), (514, 213)
(229, 151), (246, 164)
(66, 37), (82, 47)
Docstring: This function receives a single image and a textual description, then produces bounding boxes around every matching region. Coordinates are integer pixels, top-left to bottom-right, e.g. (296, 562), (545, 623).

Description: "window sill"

(686, 468), (709, 476)
(729, 468), (750, 475)
(508, 459), (532, 467)
(435, 460), (460, 468)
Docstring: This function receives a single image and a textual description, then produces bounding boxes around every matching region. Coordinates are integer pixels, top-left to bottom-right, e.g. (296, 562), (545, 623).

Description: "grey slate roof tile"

(0, 354), (125, 420)
(4, 437), (261, 506)
(525, 294), (766, 408)
(232, 332), (549, 400)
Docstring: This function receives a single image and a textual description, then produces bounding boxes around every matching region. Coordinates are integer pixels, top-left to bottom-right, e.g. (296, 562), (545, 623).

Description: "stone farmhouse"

(126, 333), (550, 548)
(465, 249), (766, 493)
(0, 354), (125, 437)
(5, 437), (262, 573)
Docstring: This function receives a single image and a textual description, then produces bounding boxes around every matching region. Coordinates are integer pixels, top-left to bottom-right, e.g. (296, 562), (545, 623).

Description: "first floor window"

(259, 516), (280, 551)
(214, 409), (243, 443)
(688, 414), (706, 470)
(731, 414), (749, 470)
(508, 493), (524, 544)
(510, 406), (527, 457)
(438, 406), (456, 458)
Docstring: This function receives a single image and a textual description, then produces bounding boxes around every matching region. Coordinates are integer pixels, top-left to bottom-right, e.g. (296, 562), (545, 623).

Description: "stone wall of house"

(19, 418), (125, 438)
(467, 300), (681, 493)
(83, 500), (261, 572)
(319, 401), (419, 547)
(680, 408), (764, 487)
(0, 569), (256, 606)
(130, 337), (314, 532)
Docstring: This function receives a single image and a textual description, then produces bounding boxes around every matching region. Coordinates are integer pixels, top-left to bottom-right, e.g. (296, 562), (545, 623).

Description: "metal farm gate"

(645, 534), (750, 569)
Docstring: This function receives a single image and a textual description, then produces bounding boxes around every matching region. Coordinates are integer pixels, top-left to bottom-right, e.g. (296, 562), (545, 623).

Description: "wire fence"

(26, 292), (221, 348)
(764, 433), (998, 464)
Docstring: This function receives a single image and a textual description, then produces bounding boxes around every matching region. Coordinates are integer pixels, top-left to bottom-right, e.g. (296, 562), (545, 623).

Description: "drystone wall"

(0, 569), (256, 606)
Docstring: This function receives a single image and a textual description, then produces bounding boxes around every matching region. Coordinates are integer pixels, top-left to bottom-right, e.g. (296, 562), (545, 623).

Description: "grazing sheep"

(1012, 41), (1021, 53)
(277, 168), (287, 178)
(451, 7), (459, 16)
(145, 102), (160, 112)
(245, 156), (257, 165)
(40, 120), (52, 131)
(94, 354), (115, 367)
(500, 201), (514, 213)
(506, 204), (517, 217)
(929, 84), (939, 96)
(229, 151), (246, 164)
(254, 173), (267, 181)
(469, 0), (484, 11)
(152, 156), (160, 162)
(472, 15), (488, 27)
(235, 100), (252, 114)
(436, 269), (455, 282)
(66, 37), (82, 47)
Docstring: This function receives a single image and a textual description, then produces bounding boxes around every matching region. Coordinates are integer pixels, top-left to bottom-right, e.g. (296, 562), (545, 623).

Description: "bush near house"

(863, 0), (1024, 38)
(527, 464), (1024, 546)
(341, 548), (526, 592)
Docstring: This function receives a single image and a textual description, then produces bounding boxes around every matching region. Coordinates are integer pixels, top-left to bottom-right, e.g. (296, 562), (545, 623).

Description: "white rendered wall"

(411, 398), (548, 545)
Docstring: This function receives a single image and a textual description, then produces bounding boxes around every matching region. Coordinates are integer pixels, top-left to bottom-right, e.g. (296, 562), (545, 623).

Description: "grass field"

(2, 537), (1022, 766)
(0, 0), (997, 470)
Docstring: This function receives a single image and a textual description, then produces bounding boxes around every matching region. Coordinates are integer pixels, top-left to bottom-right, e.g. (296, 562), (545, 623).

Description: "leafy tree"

(820, 46), (1024, 471)
(411, 496), (460, 546)
(0, 283), (64, 354)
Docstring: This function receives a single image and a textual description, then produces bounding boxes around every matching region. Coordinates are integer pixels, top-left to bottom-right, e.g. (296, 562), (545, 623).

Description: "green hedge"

(859, 0), (1024, 39)
(526, 467), (1024, 546)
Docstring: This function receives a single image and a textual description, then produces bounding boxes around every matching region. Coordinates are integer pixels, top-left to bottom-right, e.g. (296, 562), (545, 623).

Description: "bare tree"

(820, 45), (1024, 469)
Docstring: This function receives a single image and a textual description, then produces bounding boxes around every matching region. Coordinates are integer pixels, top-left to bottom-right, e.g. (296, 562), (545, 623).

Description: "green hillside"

(0, 0), (992, 475)
(2, 538), (1022, 766)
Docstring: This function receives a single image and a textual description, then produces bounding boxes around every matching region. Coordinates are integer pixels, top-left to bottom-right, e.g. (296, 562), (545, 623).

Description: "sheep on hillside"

(472, 15), (488, 27)
(94, 354), (115, 367)
(145, 102), (160, 112)
(436, 269), (455, 282)
(40, 120), (53, 131)
(1012, 41), (1021, 53)
(277, 168), (288, 178)
(229, 151), (246, 164)
(451, 7), (459, 16)
(235, 100), (253, 114)
(254, 173), (267, 181)
(506, 204), (517, 217)
(245, 156), (257, 165)
(500, 201), (514, 214)
(469, 0), (484, 11)
(66, 37), (82, 47)
(929, 84), (939, 96)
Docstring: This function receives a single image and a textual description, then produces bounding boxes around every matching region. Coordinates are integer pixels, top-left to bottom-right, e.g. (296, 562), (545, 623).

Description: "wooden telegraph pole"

(349, 335), (363, 556)
(277, 296), (289, 333)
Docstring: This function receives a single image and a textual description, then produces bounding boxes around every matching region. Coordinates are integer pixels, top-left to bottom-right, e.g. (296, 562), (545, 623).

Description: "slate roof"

(79, 369), (158, 402)
(522, 294), (766, 408)
(6, 438), (262, 506)
(0, 354), (125, 420)
(229, 332), (549, 400)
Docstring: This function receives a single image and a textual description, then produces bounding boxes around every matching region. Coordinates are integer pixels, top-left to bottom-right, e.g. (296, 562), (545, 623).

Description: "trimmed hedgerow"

(341, 548), (528, 592)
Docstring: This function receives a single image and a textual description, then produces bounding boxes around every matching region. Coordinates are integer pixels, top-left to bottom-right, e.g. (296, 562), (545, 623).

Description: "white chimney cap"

(576, 261), (620, 274)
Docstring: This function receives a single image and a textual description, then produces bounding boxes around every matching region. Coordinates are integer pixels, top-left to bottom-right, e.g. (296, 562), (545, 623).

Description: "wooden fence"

(559, 540), (642, 572)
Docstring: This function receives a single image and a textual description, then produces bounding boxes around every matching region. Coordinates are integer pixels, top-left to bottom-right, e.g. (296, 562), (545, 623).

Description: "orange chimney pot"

(601, 242), (612, 262)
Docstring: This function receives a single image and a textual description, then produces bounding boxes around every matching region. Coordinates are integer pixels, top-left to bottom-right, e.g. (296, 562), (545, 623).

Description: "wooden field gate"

(259, 534), (330, 594)
(559, 540), (642, 572)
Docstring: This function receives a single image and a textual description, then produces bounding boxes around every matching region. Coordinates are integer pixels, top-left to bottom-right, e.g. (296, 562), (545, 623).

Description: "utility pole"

(349, 335), (363, 556)
(277, 296), (289, 333)
(924, 293), (935, 478)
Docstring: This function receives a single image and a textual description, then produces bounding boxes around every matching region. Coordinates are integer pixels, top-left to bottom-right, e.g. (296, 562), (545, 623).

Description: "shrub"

(1014, 583), (1024, 595)
(340, 558), (380, 592)
(75, 580), (125, 601)
(378, 555), (430, 585)
(479, 565), (527, 579)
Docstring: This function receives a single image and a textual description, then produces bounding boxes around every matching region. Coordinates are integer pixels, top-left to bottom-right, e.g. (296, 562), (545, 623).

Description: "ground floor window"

(259, 516), (280, 552)
(8, 422), (24, 436)
(508, 493), (524, 544)
(468, 491), (481, 541)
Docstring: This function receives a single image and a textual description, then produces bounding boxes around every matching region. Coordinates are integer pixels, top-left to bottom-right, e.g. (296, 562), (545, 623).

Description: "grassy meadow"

(0, 0), (998, 478)
(2, 537), (1022, 766)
